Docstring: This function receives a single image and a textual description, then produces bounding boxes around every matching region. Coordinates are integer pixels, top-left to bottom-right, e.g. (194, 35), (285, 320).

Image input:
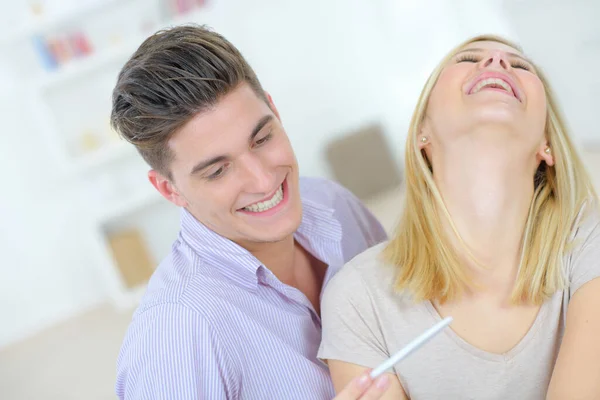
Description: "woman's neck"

(432, 140), (536, 285)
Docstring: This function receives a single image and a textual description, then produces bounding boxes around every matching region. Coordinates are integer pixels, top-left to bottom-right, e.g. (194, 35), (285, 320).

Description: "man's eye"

(254, 133), (273, 146)
(207, 164), (228, 180)
(254, 133), (272, 146)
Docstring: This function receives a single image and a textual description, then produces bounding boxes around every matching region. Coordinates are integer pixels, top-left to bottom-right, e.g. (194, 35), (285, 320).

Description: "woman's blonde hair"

(383, 34), (597, 305)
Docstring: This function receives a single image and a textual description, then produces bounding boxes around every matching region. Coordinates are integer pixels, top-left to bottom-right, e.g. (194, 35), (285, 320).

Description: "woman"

(318, 34), (600, 399)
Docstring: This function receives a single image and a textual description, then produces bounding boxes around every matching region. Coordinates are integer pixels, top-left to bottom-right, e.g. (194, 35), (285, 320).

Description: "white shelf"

(36, 40), (138, 90)
(10, 0), (209, 313)
(2, 0), (127, 45)
(96, 189), (165, 224)
(89, 221), (149, 310)
(35, 6), (213, 91)
(69, 140), (136, 175)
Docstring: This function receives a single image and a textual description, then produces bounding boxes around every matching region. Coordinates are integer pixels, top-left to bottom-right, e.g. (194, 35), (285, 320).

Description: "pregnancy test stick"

(370, 316), (453, 379)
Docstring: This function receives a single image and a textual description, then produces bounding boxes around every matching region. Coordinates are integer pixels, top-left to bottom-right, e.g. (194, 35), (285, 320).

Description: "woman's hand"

(332, 371), (391, 400)
(329, 361), (408, 400)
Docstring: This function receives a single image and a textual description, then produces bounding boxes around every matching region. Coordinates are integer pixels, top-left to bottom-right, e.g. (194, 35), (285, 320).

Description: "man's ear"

(148, 170), (188, 207)
(264, 91), (281, 121)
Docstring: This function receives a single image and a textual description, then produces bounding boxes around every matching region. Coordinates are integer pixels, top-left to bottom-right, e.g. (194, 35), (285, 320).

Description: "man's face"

(150, 83), (302, 249)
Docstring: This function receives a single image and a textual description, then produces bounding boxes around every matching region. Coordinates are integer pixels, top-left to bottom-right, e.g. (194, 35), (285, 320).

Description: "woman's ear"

(537, 141), (555, 167)
(418, 120), (431, 150)
(418, 135), (429, 149)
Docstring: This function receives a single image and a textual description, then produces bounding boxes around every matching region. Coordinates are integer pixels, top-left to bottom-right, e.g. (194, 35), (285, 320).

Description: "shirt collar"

(179, 196), (343, 290)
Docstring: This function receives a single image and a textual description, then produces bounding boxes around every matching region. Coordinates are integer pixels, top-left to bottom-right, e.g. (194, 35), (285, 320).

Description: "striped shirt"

(115, 177), (387, 399)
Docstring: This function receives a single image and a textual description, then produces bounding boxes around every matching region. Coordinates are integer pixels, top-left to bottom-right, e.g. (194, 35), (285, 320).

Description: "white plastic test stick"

(370, 316), (453, 379)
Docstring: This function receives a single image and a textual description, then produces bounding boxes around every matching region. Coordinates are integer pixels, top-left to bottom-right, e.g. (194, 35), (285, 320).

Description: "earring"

(544, 147), (551, 154)
(420, 136), (428, 143)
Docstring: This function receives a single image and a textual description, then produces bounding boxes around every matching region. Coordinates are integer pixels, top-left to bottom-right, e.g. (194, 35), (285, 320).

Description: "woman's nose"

(481, 51), (510, 70)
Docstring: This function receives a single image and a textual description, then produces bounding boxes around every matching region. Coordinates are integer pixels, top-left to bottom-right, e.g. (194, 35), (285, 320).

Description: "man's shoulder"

(133, 247), (193, 312)
(134, 246), (235, 320)
(299, 176), (356, 207)
(119, 248), (246, 347)
(115, 296), (240, 399)
(299, 175), (340, 196)
(118, 255), (243, 369)
(299, 176), (388, 257)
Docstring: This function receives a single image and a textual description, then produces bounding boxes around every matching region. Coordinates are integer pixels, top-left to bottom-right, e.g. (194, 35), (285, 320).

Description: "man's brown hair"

(111, 24), (267, 179)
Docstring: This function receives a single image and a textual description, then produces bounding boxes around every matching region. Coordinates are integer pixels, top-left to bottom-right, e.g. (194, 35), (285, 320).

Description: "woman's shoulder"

(344, 241), (396, 275)
(325, 241), (399, 298)
(569, 198), (600, 244)
(565, 198), (600, 294)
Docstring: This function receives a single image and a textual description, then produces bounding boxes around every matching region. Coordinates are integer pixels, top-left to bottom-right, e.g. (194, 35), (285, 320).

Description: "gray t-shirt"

(318, 204), (600, 399)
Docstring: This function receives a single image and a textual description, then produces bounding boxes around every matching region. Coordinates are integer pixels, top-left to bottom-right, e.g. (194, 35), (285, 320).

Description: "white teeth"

(243, 185), (284, 213)
(471, 78), (514, 97)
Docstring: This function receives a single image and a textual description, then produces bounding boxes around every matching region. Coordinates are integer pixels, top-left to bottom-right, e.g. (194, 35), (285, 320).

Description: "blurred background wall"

(0, 0), (598, 398)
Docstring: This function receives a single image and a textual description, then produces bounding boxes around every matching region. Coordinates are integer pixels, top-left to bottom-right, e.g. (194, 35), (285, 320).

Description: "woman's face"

(421, 40), (551, 164)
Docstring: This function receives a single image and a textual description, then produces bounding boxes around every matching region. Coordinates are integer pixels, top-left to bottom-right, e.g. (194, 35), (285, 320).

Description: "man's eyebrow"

(455, 48), (533, 64)
(190, 155), (227, 175)
(189, 115), (275, 175)
(249, 115), (274, 143)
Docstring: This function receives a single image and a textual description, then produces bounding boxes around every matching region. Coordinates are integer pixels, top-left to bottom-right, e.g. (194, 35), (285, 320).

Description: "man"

(112, 24), (390, 399)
